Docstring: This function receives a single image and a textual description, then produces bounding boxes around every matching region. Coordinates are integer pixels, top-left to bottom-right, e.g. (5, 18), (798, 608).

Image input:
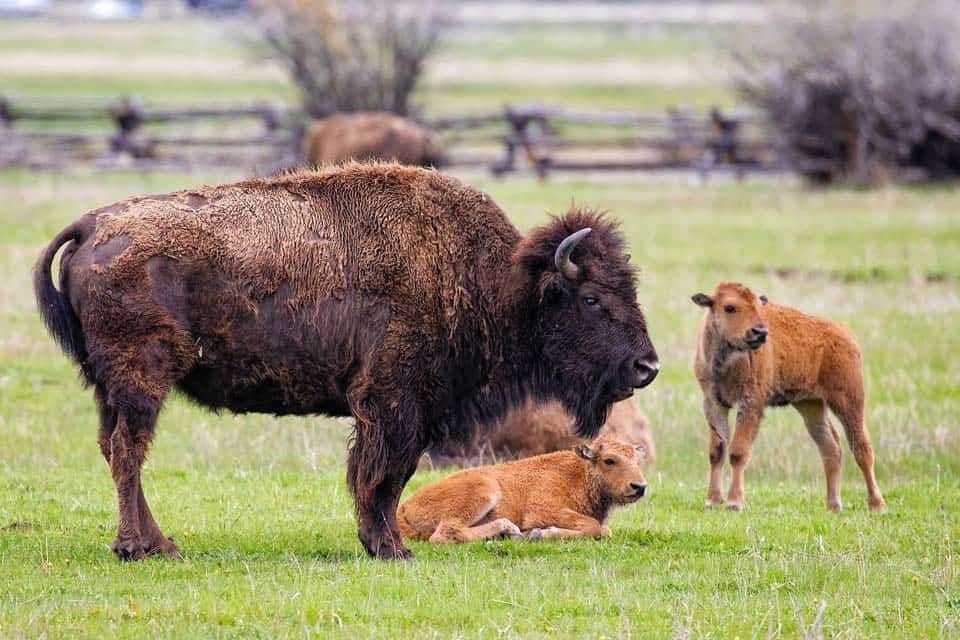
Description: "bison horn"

(554, 227), (592, 280)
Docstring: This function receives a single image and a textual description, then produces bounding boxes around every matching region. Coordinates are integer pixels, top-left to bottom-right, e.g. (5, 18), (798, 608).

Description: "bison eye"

(723, 304), (736, 314)
(583, 296), (599, 307)
(603, 458), (615, 466)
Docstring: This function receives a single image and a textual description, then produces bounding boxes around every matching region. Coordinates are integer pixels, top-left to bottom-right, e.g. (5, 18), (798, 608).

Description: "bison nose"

(751, 326), (769, 337)
(630, 482), (647, 497)
(632, 358), (660, 388)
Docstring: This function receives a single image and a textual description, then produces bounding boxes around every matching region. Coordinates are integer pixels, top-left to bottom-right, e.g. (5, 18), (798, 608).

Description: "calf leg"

(828, 393), (885, 512)
(726, 405), (763, 511)
(795, 399), (843, 512)
(431, 518), (522, 543)
(525, 508), (605, 540)
(703, 398), (730, 508)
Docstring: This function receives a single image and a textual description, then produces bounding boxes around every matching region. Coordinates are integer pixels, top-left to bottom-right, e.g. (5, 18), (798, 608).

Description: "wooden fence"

(0, 95), (785, 177)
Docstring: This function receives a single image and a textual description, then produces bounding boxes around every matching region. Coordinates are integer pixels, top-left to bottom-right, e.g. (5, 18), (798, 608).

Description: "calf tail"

(34, 220), (87, 364)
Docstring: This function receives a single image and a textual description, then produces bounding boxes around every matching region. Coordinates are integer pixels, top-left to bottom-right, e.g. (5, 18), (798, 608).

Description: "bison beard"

(33, 163), (657, 561)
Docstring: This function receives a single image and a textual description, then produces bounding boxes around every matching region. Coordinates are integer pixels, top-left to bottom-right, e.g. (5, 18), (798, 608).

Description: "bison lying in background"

(35, 163), (659, 560)
(399, 436), (647, 543)
(427, 397), (654, 468)
(303, 111), (444, 168)
(692, 282), (885, 513)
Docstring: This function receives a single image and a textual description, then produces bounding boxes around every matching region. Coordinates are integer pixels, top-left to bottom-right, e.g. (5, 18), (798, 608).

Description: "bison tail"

(34, 221), (86, 364)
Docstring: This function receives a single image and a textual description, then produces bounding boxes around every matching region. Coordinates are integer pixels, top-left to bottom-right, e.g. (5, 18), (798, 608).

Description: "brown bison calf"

(399, 436), (647, 543)
(429, 397), (654, 467)
(303, 111), (444, 168)
(692, 282), (885, 513)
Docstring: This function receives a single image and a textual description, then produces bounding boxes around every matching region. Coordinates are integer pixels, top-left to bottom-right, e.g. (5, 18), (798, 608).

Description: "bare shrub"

(733, 1), (960, 183)
(255, 0), (445, 117)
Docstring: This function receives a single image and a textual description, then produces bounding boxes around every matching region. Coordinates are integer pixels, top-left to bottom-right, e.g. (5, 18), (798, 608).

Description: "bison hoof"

(868, 496), (886, 513)
(145, 536), (182, 558)
(827, 499), (843, 513)
(600, 525), (612, 538)
(369, 539), (414, 561)
(111, 537), (146, 561)
(527, 528), (542, 542)
(725, 501), (744, 512)
(704, 499), (722, 510)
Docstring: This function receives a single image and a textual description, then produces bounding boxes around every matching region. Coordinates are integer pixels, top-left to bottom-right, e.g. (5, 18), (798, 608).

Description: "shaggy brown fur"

(303, 112), (444, 168)
(34, 162), (658, 561)
(428, 397), (654, 467)
(692, 282), (885, 512)
(399, 436), (647, 543)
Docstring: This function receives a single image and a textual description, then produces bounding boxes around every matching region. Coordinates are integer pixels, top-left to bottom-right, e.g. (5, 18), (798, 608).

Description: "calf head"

(574, 436), (648, 504)
(692, 282), (769, 351)
(515, 209), (659, 438)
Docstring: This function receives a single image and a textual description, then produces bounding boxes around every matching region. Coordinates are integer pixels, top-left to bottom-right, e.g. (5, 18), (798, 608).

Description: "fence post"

(0, 95), (11, 128)
(108, 96), (149, 158)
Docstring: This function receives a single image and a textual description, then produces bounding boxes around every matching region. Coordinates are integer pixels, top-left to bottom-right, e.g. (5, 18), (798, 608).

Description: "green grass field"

(1, 169), (958, 638)
(1, 12), (958, 640)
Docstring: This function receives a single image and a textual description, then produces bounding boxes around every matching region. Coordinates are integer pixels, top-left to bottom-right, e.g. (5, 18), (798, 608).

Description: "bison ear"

(574, 444), (597, 461)
(635, 444), (647, 456)
(759, 295), (768, 305)
(691, 293), (714, 308)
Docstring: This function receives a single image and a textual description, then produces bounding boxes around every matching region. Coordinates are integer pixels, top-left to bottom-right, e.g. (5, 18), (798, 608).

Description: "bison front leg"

(346, 403), (423, 560)
(702, 397), (730, 509)
(726, 404), (763, 512)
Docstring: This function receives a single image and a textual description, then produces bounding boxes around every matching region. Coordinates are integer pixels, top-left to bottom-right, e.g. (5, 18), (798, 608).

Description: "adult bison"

(303, 112), (444, 168)
(34, 163), (659, 561)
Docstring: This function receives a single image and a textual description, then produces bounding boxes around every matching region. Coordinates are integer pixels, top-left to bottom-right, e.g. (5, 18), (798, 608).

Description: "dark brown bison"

(303, 112), (444, 168)
(427, 397), (655, 468)
(34, 163), (658, 561)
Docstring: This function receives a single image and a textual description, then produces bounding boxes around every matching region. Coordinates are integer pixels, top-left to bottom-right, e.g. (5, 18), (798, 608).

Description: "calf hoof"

(868, 496), (886, 513)
(600, 525), (612, 538)
(527, 528), (542, 542)
(725, 501), (744, 512)
(705, 499), (722, 510)
(827, 498), (843, 513)
(111, 536), (146, 561)
(496, 519), (522, 538)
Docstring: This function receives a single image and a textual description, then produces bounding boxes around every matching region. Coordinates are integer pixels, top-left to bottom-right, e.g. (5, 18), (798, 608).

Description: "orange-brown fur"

(303, 112), (444, 168)
(692, 282), (885, 512)
(429, 397), (654, 467)
(399, 436), (647, 543)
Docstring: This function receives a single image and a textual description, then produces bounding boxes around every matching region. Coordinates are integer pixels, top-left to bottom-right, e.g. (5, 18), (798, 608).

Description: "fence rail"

(0, 95), (788, 177)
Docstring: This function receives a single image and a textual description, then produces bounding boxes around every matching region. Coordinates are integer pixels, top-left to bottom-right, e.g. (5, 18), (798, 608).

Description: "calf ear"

(635, 444), (647, 457)
(691, 293), (714, 308)
(574, 444), (596, 460)
(759, 295), (768, 305)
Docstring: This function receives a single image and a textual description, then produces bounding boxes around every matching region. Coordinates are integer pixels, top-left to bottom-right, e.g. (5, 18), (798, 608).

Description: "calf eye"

(603, 458), (615, 466)
(583, 296), (599, 307)
(723, 305), (736, 314)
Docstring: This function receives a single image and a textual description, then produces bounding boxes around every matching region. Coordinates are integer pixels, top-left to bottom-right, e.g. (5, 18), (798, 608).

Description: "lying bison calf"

(399, 436), (647, 543)
(692, 282), (885, 512)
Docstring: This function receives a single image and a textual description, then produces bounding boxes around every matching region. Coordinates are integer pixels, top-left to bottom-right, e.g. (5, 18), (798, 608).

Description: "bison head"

(575, 436), (648, 504)
(692, 281), (769, 351)
(513, 209), (658, 438)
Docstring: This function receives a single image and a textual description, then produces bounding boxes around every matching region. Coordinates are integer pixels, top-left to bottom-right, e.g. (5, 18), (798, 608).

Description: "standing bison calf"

(692, 282), (885, 513)
(34, 163), (658, 561)
(399, 436), (647, 543)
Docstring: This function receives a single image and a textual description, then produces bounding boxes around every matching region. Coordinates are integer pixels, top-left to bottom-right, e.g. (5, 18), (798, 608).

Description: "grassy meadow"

(1, 12), (959, 640)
